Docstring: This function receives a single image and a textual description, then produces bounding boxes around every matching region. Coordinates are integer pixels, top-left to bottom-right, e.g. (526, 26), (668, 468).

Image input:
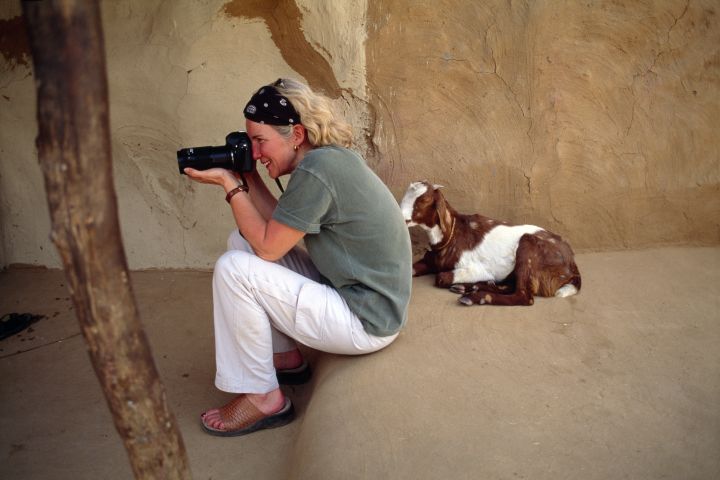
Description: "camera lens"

(177, 146), (233, 174)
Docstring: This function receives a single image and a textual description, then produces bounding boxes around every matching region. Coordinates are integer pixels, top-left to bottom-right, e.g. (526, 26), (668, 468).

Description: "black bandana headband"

(243, 79), (301, 126)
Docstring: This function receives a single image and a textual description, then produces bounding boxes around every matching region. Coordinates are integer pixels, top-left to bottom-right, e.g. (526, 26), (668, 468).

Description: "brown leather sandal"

(276, 359), (312, 385)
(201, 395), (294, 437)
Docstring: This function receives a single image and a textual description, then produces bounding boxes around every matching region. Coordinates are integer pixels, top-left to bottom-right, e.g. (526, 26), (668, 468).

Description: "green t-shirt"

(272, 146), (412, 336)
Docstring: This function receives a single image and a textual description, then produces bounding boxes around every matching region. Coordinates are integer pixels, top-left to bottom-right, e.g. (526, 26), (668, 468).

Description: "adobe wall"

(366, 0), (719, 251)
(0, 0), (717, 269)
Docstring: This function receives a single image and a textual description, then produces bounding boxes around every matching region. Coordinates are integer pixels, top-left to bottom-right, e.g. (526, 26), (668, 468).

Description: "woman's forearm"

(245, 170), (279, 221)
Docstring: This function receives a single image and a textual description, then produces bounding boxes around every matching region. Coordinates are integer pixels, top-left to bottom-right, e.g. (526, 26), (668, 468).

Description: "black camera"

(177, 131), (253, 175)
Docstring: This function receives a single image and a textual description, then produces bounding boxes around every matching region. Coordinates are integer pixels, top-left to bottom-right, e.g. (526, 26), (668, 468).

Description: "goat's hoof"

(450, 284), (466, 294)
(458, 296), (474, 306)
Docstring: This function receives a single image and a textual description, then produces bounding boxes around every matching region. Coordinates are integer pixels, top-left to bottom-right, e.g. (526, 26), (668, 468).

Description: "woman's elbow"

(254, 247), (287, 262)
(256, 248), (283, 262)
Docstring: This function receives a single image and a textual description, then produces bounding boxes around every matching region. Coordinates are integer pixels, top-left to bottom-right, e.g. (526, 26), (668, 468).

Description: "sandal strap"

(218, 395), (266, 431)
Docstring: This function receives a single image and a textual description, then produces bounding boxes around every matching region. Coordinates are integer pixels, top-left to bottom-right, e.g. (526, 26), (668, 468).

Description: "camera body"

(177, 131), (253, 174)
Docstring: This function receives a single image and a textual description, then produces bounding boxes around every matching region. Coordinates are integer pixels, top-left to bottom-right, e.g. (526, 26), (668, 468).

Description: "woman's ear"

(292, 124), (307, 145)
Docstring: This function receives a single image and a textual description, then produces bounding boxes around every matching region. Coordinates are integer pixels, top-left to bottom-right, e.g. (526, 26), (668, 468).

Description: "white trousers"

(213, 230), (398, 394)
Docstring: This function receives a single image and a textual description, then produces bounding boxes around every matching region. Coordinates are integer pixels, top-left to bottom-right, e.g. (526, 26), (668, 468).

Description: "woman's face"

(246, 120), (296, 179)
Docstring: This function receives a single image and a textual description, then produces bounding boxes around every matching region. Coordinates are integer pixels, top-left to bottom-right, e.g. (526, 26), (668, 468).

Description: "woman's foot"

(274, 348), (312, 385)
(201, 388), (293, 436)
(273, 348), (304, 370)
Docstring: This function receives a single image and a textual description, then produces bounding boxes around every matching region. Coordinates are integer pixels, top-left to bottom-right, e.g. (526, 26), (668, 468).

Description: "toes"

(201, 408), (219, 419)
(201, 410), (225, 430)
(201, 408), (223, 429)
(204, 417), (220, 429)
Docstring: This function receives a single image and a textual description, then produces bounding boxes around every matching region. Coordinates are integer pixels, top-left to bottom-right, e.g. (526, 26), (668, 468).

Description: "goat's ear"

(432, 184), (444, 190)
(435, 191), (452, 230)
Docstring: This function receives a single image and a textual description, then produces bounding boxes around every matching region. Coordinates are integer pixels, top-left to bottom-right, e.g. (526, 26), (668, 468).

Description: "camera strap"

(275, 178), (284, 193)
(238, 173), (249, 190)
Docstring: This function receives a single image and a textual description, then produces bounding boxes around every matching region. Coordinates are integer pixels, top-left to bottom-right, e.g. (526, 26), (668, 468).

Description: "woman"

(185, 78), (412, 436)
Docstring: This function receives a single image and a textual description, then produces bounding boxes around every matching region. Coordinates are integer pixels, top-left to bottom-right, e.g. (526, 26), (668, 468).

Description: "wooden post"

(21, 1), (192, 478)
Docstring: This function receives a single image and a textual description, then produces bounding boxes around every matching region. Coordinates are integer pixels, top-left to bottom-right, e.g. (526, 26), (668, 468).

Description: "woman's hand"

(184, 167), (237, 190)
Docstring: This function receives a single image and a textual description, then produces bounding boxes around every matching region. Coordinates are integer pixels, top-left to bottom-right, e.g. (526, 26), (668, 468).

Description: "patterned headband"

(243, 79), (301, 126)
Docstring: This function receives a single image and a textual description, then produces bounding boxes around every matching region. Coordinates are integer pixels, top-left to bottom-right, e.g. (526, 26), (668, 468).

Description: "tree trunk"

(21, 1), (192, 478)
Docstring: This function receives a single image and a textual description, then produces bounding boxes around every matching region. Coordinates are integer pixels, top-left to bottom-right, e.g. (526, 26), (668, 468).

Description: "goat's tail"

(554, 262), (582, 298)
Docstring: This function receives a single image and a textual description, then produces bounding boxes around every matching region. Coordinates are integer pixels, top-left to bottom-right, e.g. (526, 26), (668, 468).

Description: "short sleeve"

(272, 169), (334, 234)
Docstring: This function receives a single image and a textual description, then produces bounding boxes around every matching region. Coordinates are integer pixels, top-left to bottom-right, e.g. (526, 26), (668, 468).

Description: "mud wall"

(0, 0), (718, 269)
(367, 0), (719, 251)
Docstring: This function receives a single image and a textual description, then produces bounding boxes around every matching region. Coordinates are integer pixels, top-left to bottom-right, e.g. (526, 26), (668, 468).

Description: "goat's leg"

(458, 286), (534, 306)
(435, 268), (482, 288)
(451, 281), (515, 295)
(412, 251), (438, 277)
(449, 282), (479, 294)
(436, 265), (485, 289)
(450, 275), (516, 294)
(458, 236), (537, 306)
(412, 260), (434, 277)
(435, 270), (455, 288)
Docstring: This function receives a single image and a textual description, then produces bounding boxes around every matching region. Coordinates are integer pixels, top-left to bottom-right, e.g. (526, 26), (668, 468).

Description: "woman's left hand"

(184, 167), (236, 188)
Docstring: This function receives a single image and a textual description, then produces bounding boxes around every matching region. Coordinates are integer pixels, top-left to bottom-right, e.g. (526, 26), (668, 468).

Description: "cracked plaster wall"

(0, 0), (718, 269)
(0, 0), (368, 268)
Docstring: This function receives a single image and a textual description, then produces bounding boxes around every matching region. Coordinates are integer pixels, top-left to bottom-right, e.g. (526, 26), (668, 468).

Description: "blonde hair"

(272, 78), (353, 148)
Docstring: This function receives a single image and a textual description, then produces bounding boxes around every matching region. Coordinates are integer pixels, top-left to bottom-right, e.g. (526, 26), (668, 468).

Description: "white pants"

(213, 230), (398, 394)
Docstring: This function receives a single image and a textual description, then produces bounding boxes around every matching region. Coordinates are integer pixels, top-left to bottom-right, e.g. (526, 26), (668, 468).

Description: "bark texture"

(22, 1), (191, 478)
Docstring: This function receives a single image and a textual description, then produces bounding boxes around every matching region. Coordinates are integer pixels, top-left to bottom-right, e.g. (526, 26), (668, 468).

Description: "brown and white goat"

(400, 181), (581, 306)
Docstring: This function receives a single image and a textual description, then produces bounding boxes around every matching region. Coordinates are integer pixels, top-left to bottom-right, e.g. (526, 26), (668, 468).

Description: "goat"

(400, 181), (581, 306)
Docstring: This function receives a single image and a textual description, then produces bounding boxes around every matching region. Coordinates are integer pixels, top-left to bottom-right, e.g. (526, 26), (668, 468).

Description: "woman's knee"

(214, 250), (252, 286)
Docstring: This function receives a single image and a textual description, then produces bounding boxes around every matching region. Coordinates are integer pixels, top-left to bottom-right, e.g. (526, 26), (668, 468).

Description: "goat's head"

(400, 181), (453, 240)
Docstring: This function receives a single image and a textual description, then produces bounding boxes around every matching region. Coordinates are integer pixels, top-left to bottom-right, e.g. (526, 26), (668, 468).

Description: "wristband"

(225, 184), (249, 203)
